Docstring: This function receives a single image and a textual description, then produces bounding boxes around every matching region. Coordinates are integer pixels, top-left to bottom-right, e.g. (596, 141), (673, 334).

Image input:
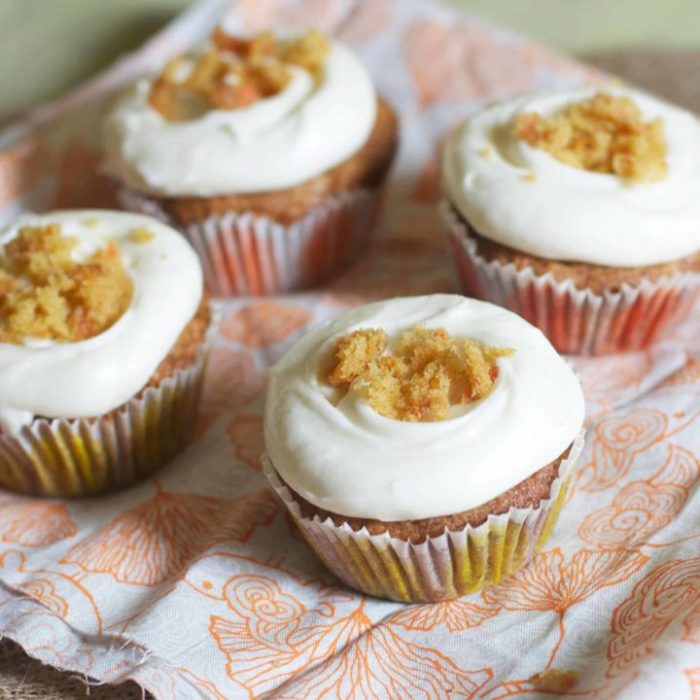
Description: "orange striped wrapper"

(0, 346), (208, 498)
(443, 203), (700, 356)
(263, 432), (585, 603)
(119, 188), (384, 297)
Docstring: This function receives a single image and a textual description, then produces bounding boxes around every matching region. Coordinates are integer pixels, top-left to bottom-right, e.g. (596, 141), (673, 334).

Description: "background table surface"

(1, 1), (700, 698)
(2, 0), (700, 118)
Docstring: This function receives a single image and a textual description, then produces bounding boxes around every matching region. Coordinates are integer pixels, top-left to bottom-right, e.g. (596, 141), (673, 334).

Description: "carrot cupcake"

(103, 28), (398, 297)
(0, 210), (209, 497)
(263, 294), (585, 602)
(442, 87), (700, 355)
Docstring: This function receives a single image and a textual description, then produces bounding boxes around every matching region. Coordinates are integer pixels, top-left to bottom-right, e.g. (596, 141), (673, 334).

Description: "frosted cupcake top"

(103, 29), (377, 197)
(443, 86), (700, 267)
(264, 295), (584, 521)
(0, 210), (202, 434)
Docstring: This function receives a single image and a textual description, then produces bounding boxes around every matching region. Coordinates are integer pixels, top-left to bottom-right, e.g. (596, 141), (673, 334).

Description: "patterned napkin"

(0, 1), (698, 698)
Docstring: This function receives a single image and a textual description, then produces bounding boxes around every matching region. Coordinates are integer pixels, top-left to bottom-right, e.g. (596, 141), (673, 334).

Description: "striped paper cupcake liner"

(119, 188), (384, 297)
(0, 344), (208, 498)
(263, 431), (585, 603)
(442, 202), (700, 356)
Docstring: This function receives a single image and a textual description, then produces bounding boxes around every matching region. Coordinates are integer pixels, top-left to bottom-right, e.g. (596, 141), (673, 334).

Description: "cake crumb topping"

(149, 28), (330, 121)
(328, 326), (513, 421)
(130, 226), (155, 244)
(0, 224), (133, 344)
(515, 92), (668, 183)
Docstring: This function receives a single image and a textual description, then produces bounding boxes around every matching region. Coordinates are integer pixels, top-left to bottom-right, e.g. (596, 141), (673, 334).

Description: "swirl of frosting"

(0, 210), (202, 434)
(102, 39), (377, 197)
(264, 295), (584, 520)
(443, 86), (700, 267)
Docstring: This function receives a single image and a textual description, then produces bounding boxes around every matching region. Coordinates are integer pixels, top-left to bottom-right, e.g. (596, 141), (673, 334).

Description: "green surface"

(1, 0), (700, 119)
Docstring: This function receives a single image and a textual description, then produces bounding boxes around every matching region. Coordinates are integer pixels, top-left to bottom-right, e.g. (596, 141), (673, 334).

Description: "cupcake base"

(120, 187), (384, 297)
(264, 432), (584, 603)
(443, 202), (700, 355)
(0, 351), (206, 498)
(0, 301), (214, 499)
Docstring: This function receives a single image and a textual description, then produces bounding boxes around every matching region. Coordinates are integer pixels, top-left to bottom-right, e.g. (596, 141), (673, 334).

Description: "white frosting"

(0, 210), (203, 433)
(264, 295), (584, 521)
(443, 86), (700, 267)
(102, 40), (377, 196)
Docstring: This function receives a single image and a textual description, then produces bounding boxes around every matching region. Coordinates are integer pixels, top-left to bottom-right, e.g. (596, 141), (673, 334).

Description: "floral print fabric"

(0, 1), (697, 698)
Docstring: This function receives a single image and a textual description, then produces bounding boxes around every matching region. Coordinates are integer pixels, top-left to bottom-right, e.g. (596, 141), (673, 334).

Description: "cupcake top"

(103, 28), (377, 197)
(265, 295), (584, 521)
(443, 86), (700, 267)
(0, 210), (202, 433)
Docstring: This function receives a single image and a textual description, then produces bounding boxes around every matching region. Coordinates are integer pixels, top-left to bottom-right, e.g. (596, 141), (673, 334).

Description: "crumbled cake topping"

(327, 326), (513, 421)
(149, 28), (330, 121)
(129, 226), (155, 244)
(0, 224), (133, 344)
(515, 92), (668, 183)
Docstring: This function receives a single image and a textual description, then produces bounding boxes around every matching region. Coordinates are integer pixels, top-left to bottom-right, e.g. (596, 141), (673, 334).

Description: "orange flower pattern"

(402, 20), (599, 108)
(608, 558), (700, 678)
(574, 408), (668, 493)
(61, 487), (277, 586)
(482, 548), (648, 613)
(0, 0), (697, 697)
(389, 599), (500, 632)
(579, 444), (699, 548)
(219, 301), (311, 348)
(0, 499), (76, 547)
(209, 573), (492, 698)
(687, 668), (700, 700)
(227, 414), (264, 471)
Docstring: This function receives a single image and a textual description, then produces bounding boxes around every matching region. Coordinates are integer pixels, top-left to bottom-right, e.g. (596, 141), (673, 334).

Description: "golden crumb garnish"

(529, 669), (580, 693)
(521, 171), (537, 183)
(83, 218), (101, 228)
(327, 325), (513, 422)
(149, 27), (330, 121)
(0, 224), (133, 344)
(478, 145), (492, 160)
(515, 92), (668, 183)
(130, 227), (154, 244)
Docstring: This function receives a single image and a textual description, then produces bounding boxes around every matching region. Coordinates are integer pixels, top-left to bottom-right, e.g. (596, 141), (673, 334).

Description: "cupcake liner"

(119, 187), (384, 297)
(263, 431), (585, 603)
(0, 343), (209, 499)
(442, 202), (700, 355)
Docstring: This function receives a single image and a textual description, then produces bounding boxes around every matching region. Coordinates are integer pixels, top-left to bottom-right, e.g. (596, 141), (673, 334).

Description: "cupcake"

(104, 28), (398, 297)
(263, 294), (585, 602)
(0, 210), (209, 497)
(442, 87), (700, 355)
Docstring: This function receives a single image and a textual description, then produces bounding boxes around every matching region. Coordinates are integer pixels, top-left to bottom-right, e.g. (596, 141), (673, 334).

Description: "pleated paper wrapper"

(0, 345), (208, 498)
(263, 431), (585, 603)
(443, 203), (700, 356)
(119, 186), (384, 297)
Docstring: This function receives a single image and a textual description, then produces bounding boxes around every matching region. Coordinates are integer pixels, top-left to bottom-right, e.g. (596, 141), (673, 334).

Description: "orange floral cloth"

(0, 1), (698, 698)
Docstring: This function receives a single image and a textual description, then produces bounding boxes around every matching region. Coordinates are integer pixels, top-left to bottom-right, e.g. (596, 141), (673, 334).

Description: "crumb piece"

(83, 218), (101, 228)
(327, 325), (513, 421)
(521, 171), (537, 183)
(0, 224), (133, 343)
(149, 28), (330, 121)
(529, 669), (580, 693)
(328, 329), (388, 386)
(515, 92), (668, 183)
(478, 146), (492, 160)
(130, 227), (154, 244)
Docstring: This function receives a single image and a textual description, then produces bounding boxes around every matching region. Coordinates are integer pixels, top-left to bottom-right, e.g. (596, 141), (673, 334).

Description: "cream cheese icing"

(443, 86), (700, 267)
(264, 295), (585, 521)
(0, 210), (202, 434)
(102, 39), (377, 197)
